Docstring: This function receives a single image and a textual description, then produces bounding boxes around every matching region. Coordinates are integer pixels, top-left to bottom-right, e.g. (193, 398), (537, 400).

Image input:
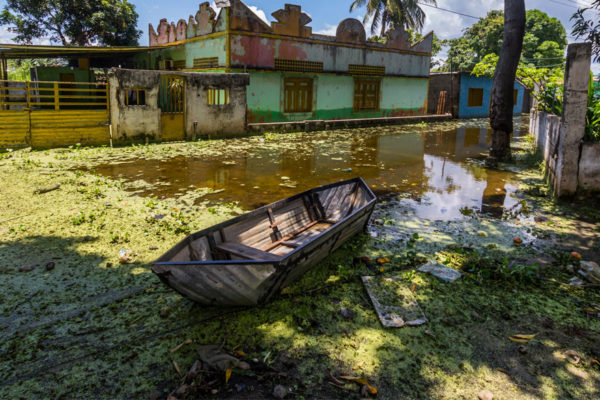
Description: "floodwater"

(90, 119), (526, 221)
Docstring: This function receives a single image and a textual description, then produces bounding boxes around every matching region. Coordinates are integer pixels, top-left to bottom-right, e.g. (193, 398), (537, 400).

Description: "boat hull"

(152, 178), (376, 306)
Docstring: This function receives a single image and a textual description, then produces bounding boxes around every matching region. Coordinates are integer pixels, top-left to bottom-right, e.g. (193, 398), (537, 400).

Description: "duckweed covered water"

(87, 118), (525, 219)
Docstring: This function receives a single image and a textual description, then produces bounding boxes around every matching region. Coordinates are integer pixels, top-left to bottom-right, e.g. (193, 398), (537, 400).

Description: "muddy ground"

(1, 122), (599, 400)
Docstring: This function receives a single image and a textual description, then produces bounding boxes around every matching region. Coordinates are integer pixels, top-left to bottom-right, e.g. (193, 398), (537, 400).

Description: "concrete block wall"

(529, 41), (599, 195)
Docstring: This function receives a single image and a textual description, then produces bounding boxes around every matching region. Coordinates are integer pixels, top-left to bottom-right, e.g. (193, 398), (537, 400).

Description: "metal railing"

(0, 80), (109, 111)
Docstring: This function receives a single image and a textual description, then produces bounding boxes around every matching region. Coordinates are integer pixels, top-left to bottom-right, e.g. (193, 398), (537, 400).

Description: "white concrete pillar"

(555, 43), (592, 196)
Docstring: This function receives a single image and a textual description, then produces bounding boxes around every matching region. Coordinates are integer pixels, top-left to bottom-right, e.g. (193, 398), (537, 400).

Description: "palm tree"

(349, 0), (437, 37)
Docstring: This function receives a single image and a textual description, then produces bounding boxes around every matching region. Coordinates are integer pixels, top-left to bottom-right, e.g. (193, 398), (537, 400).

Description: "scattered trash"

(569, 277), (585, 287)
(196, 345), (250, 372)
(564, 350), (581, 365)
(45, 262), (55, 271)
(339, 375), (377, 395)
(513, 237), (523, 245)
(362, 276), (427, 328)
(343, 168), (352, 173)
(149, 245), (158, 250)
(118, 249), (133, 264)
(478, 389), (494, 400)
(508, 333), (537, 343)
(417, 261), (462, 282)
(340, 307), (355, 319)
(579, 261), (600, 283)
(18, 264), (38, 272)
(518, 345), (527, 354)
(376, 257), (390, 265)
(273, 384), (288, 399)
(34, 184), (60, 194)
(571, 252), (582, 260)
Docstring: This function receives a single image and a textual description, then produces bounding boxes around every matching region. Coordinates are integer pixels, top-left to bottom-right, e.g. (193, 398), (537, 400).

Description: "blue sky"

(0, 0), (597, 67)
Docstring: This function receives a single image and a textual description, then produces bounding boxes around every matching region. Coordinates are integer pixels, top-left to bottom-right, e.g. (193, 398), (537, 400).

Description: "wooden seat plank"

(216, 242), (282, 261)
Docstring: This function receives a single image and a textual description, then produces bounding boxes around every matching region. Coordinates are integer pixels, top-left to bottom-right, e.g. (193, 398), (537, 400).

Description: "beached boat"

(152, 177), (376, 306)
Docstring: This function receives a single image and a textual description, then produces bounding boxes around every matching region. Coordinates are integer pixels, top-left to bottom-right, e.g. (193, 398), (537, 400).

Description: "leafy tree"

(489, 0), (526, 162)
(444, 9), (566, 71)
(350, 0), (437, 37)
(0, 0), (141, 46)
(572, 0), (600, 62)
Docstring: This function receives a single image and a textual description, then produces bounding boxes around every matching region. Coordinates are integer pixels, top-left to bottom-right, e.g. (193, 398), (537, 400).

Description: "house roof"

(0, 44), (152, 59)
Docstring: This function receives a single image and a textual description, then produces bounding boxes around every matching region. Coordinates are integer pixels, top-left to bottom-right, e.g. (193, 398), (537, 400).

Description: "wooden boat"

(151, 177), (376, 306)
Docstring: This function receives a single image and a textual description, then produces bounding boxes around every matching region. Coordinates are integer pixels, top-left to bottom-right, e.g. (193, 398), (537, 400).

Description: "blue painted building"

(428, 72), (528, 118)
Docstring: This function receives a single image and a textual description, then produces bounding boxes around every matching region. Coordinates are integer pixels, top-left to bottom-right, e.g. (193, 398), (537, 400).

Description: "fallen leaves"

(376, 257), (390, 265)
(339, 376), (378, 395)
(170, 339), (192, 354)
(571, 251), (582, 260)
(513, 237), (523, 245)
(225, 368), (232, 384)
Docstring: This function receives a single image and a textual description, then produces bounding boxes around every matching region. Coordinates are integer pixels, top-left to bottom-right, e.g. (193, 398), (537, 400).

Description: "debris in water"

(18, 264), (38, 272)
(569, 276), (585, 287)
(417, 261), (462, 282)
(45, 262), (55, 271)
(362, 276), (427, 328)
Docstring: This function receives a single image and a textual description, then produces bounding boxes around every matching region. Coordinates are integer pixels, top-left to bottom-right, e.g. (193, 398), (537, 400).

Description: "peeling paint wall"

(246, 71), (428, 123)
(109, 69), (249, 140)
(108, 69), (161, 140)
(185, 73), (249, 137)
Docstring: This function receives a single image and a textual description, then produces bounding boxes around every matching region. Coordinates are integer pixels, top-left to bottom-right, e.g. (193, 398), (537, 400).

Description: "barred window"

(207, 89), (230, 105)
(126, 89), (146, 106)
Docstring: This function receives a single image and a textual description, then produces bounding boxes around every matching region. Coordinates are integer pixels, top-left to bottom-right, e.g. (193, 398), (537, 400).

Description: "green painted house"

(140, 0), (433, 124)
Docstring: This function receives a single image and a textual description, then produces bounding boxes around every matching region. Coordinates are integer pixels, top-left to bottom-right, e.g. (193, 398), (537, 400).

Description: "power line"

(418, 3), (482, 20)
(546, 0), (582, 9)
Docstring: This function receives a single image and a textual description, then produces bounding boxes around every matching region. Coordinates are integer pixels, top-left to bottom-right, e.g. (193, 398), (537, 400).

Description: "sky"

(0, 0), (597, 69)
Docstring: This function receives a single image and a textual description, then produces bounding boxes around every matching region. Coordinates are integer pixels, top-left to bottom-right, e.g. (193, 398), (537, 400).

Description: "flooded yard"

(89, 118), (525, 219)
(1, 118), (599, 400)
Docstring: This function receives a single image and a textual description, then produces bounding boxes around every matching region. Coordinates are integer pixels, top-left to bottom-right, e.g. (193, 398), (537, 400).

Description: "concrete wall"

(579, 142), (600, 191)
(34, 67), (94, 83)
(246, 71), (428, 123)
(458, 73), (525, 118)
(185, 73), (249, 137)
(530, 110), (562, 189)
(108, 68), (249, 140)
(109, 69), (161, 140)
(427, 73), (461, 117)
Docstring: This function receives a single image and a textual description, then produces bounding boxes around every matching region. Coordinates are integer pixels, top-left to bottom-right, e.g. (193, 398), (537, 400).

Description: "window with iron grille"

(207, 89), (230, 105)
(193, 57), (219, 69)
(353, 79), (380, 111)
(348, 65), (385, 76)
(125, 88), (146, 106)
(275, 59), (323, 73)
(283, 78), (313, 113)
(173, 60), (186, 70)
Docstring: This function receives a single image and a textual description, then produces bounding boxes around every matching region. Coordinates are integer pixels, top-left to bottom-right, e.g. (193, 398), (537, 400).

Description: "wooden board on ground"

(361, 276), (427, 328)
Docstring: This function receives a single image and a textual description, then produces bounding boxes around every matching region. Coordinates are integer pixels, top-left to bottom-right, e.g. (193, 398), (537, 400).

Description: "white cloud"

(0, 27), (14, 44)
(247, 5), (270, 24)
(315, 24), (337, 36)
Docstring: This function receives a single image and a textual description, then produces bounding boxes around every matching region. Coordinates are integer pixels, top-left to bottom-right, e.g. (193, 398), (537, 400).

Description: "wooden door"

(159, 75), (185, 141)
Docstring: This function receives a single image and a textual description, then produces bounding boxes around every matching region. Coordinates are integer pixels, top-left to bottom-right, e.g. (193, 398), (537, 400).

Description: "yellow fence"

(0, 80), (110, 149)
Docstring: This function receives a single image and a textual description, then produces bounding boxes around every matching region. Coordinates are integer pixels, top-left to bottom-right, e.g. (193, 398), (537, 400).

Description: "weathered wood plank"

(216, 242), (282, 261)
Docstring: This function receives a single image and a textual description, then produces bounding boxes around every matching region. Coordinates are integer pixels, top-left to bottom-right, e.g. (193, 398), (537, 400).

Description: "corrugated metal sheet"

(30, 110), (109, 148)
(0, 111), (29, 149)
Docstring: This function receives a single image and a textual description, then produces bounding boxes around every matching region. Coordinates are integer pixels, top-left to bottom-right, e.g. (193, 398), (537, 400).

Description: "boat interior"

(163, 181), (372, 263)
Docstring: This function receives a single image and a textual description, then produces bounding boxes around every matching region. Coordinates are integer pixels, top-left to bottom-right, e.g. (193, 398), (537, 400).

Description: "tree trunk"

(380, 10), (388, 38)
(489, 0), (526, 162)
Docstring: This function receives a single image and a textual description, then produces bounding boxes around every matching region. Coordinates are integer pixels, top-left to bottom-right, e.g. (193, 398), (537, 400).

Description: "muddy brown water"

(90, 120), (526, 220)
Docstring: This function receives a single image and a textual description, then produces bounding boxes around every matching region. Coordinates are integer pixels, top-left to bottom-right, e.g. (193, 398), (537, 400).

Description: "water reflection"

(90, 121), (523, 220)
